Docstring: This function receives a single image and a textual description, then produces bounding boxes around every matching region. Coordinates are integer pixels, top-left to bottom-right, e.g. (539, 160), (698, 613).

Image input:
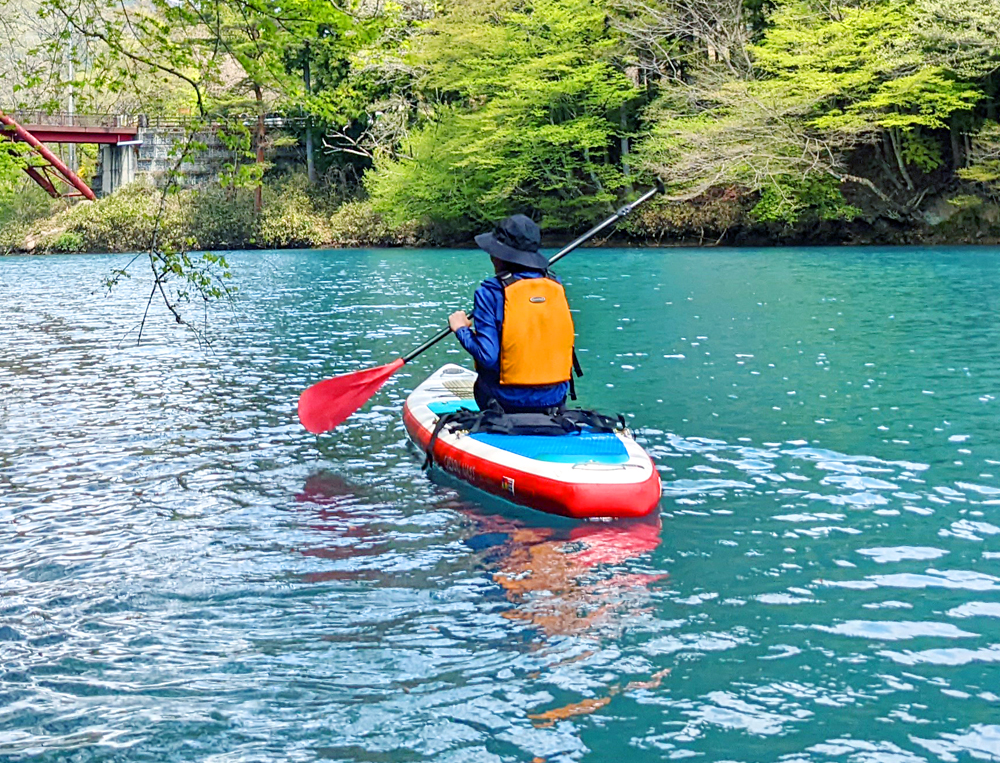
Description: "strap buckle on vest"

(568, 348), (584, 401)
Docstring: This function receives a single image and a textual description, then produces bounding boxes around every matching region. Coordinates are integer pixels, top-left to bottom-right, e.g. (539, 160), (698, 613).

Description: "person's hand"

(449, 310), (472, 332)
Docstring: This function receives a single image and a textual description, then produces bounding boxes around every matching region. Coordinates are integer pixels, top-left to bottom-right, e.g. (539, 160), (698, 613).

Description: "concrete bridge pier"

(96, 143), (137, 197)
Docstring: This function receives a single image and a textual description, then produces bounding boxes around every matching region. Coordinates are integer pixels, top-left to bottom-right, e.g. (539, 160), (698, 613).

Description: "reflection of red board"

(568, 520), (663, 566)
(0, 110), (96, 200)
(404, 365), (662, 520)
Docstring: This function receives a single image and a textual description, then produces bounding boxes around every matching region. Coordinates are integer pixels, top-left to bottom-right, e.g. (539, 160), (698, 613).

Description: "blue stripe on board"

(469, 431), (630, 464)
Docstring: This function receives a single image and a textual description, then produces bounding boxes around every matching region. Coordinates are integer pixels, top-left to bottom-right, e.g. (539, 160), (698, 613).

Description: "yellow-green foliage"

(364, 0), (634, 236)
(33, 180), (186, 253)
(621, 192), (747, 242)
(328, 200), (417, 247)
(259, 175), (333, 248)
(7, 173), (349, 254)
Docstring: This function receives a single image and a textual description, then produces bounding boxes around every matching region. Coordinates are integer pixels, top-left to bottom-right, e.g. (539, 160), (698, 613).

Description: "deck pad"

(440, 378), (476, 399)
(428, 401), (480, 415)
(470, 431), (630, 464)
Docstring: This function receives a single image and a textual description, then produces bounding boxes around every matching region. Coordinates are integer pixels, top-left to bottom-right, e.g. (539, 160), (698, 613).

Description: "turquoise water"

(2, 245), (1000, 762)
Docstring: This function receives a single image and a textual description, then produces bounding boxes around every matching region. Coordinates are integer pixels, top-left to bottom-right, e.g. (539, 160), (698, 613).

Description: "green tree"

(365, 0), (642, 237)
(288, 0), (427, 190)
(634, 0), (987, 224)
(959, 121), (1000, 196)
(0, 145), (26, 215)
(756, 1), (981, 190)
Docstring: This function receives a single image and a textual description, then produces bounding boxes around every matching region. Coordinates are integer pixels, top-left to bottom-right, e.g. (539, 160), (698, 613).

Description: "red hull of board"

(403, 403), (661, 520)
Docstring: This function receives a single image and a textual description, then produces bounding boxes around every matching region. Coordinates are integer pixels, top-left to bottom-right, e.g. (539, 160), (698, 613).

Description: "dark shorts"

(473, 377), (566, 415)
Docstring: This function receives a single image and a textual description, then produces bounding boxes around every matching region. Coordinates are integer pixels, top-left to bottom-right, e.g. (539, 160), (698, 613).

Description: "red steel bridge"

(0, 110), (140, 201)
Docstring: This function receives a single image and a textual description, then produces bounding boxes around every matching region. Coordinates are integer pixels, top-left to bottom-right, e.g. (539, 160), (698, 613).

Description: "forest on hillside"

(4, 0), (1000, 250)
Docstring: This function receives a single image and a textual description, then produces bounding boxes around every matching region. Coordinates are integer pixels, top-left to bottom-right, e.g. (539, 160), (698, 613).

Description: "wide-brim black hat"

(475, 214), (549, 271)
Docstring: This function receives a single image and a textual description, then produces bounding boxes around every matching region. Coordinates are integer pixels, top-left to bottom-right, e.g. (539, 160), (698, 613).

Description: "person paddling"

(298, 184), (660, 435)
(449, 214), (576, 414)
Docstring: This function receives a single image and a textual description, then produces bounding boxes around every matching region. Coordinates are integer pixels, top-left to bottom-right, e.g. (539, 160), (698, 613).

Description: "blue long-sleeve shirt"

(455, 270), (571, 409)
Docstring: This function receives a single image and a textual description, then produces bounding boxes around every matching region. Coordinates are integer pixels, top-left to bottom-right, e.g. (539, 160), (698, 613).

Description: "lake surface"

(2, 245), (1000, 762)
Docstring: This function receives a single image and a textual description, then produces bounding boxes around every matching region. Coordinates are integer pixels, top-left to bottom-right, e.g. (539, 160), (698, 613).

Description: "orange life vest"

(499, 274), (575, 386)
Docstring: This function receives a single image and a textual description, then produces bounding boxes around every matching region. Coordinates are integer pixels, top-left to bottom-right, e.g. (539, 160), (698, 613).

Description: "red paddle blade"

(298, 358), (405, 434)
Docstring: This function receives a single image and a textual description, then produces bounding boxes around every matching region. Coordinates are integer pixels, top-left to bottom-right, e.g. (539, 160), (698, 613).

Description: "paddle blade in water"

(298, 358), (405, 434)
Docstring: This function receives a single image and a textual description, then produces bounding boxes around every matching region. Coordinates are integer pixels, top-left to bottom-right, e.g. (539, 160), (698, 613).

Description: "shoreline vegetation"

(4, 172), (1000, 257)
(6, 0), (1000, 258)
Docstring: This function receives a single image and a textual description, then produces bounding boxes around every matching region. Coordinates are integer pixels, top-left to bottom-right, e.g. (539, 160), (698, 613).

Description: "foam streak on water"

(2, 246), (1000, 762)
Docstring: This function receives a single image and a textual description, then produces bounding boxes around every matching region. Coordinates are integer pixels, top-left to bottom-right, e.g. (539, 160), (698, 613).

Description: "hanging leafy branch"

(11, 0), (366, 341)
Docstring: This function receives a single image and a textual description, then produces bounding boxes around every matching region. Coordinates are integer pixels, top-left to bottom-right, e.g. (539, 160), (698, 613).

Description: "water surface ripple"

(2, 246), (1000, 762)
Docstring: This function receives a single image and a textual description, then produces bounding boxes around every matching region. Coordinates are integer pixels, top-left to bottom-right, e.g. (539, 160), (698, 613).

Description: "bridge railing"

(11, 111), (139, 129)
(138, 114), (309, 128)
(12, 111), (310, 128)
(7, 110), (312, 132)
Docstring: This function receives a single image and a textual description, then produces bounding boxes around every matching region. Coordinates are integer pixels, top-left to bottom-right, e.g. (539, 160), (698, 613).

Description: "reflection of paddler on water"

(295, 472), (671, 727)
(469, 514), (666, 637)
(462, 511), (672, 728)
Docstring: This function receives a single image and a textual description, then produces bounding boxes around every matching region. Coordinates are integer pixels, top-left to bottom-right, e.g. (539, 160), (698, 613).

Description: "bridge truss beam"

(0, 110), (97, 201)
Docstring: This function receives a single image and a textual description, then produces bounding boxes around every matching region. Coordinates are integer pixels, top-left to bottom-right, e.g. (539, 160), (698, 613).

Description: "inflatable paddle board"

(403, 365), (661, 519)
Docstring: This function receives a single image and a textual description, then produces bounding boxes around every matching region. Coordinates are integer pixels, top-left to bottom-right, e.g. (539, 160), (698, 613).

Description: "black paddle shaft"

(401, 182), (665, 364)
